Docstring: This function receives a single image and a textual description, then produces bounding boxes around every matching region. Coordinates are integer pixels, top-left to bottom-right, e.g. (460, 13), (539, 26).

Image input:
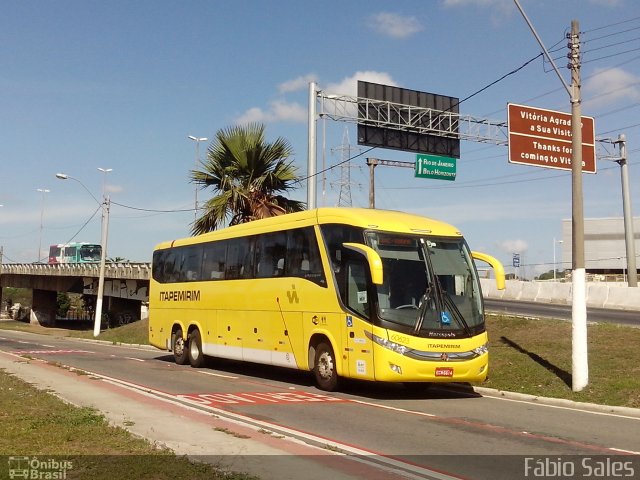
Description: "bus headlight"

(369, 332), (409, 356)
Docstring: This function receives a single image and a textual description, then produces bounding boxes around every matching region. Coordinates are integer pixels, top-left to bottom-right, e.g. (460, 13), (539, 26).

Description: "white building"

(561, 217), (640, 275)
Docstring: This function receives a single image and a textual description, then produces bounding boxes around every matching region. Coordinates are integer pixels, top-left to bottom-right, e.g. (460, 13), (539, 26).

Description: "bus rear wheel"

(188, 329), (204, 368)
(172, 327), (189, 365)
(313, 342), (339, 391)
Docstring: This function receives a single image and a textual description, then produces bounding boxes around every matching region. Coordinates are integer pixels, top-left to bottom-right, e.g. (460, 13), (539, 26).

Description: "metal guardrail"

(0, 262), (151, 280)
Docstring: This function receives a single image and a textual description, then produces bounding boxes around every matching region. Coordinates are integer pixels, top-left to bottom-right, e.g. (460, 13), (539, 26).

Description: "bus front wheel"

(313, 342), (339, 391)
(172, 328), (189, 365)
(188, 329), (204, 368)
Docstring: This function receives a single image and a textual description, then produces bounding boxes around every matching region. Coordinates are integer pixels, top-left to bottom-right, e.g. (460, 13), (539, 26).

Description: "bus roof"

(154, 208), (463, 251)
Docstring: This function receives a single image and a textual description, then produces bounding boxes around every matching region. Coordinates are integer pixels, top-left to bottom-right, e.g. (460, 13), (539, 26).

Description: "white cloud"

(234, 71), (397, 126)
(583, 68), (640, 109)
(325, 71), (398, 96)
(499, 239), (529, 254)
(588, 0), (622, 6)
(105, 184), (123, 195)
(368, 12), (423, 39)
(234, 100), (307, 125)
(278, 74), (319, 94)
(234, 106), (268, 124)
(269, 99), (307, 122)
(441, 0), (513, 23)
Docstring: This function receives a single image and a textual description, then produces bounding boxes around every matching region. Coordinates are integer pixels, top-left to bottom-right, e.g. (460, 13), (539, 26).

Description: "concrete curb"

(470, 385), (640, 418)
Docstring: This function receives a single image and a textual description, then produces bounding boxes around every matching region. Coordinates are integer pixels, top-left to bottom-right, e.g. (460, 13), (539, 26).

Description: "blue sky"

(1, 0), (639, 278)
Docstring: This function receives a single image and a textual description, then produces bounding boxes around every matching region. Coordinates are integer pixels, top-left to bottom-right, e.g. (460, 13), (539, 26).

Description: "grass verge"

(0, 368), (256, 479)
(481, 314), (640, 408)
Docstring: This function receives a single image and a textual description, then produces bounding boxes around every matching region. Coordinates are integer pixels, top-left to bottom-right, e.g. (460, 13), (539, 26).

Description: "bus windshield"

(367, 232), (483, 337)
(78, 245), (102, 262)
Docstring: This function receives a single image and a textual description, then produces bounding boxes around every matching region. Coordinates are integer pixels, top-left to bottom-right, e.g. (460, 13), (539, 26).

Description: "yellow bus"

(149, 208), (505, 391)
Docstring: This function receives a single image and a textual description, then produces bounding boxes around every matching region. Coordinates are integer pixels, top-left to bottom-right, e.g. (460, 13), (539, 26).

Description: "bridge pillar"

(31, 289), (57, 327)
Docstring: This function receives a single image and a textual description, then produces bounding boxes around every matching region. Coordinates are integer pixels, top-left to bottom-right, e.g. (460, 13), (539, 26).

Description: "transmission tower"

(331, 127), (360, 207)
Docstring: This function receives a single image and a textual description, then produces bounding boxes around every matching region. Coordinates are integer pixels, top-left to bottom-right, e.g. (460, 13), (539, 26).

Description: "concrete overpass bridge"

(0, 263), (151, 326)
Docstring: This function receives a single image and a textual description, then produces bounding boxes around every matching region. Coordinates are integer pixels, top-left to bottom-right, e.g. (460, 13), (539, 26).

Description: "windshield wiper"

(438, 284), (472, 336)
(414, 239), (443, 334)
(414, 285), (434, 334)
(416, 238), (471, 336)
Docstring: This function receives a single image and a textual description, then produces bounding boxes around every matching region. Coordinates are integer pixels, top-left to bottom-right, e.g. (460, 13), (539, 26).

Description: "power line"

(110, 200), (194, 214)
(582, 24), (640, 43)
(583, 46), (640, 65)
(582, 16), (640, 34)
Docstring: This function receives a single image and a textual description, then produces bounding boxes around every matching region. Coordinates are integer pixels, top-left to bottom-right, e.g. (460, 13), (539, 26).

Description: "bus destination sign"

(507, 103), (596, 174)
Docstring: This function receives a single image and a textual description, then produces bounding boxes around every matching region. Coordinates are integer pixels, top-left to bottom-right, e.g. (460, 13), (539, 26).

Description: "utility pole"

(366, 158), (415, 208)
(307, 82), (318, 210)
(514, 0), (588, 392)
(568, 20), (588, 392)
(0, 245), (3, 314)
(614, 134), (638, 287)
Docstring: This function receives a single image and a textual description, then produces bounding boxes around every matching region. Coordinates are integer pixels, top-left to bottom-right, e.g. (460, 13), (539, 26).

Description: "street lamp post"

(36, 188), (50, 263)
(95, 167), (112, 338)
(97, 167), (112, 198)
(188, 135), (208, 221)
(553, 238), (564, 281)
(56, 170), (111, 337)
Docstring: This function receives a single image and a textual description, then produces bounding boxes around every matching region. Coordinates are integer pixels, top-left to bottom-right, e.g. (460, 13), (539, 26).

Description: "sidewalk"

(0, 348), (425, 480)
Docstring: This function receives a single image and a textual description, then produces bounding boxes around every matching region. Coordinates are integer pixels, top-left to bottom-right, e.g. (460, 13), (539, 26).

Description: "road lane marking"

(610, 447), (640, 455)
(178, 390), (347, 407)
(39, 365), (463, 480)
(349, 399), (636, 455)
(482, 392), (640, 421)
(13, 349), (94, 355)
(197, 370), (239, 379)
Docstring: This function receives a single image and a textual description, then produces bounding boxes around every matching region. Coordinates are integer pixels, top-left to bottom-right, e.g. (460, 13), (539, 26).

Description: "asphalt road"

(484, 298), (640, 326)
(1, 328), (639, 480)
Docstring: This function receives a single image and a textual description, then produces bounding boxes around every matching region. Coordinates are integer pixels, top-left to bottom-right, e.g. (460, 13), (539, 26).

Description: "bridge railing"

(0, 262), (151, 280)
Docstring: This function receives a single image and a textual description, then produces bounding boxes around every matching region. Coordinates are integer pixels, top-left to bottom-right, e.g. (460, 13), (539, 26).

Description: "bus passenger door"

(342, 260), (375, 381)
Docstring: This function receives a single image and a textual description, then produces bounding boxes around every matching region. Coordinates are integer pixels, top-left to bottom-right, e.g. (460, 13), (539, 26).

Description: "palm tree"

(190, 123), (306, 235)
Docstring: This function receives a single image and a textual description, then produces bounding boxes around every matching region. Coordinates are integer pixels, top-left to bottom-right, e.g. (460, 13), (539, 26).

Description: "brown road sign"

(508, 103), (596, 173)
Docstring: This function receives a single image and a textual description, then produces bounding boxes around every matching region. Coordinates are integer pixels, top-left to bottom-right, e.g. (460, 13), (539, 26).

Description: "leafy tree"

(56, 292), (71, 318)
(109, 257), (129, 263)
(190, 123), (305, 235)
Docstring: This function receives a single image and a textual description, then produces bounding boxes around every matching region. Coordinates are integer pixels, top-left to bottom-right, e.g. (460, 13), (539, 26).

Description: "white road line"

(350, 399), (437, 418)
(197, 370), (239, 379)
(609, 447), (640, 455)
(81, 369), (462, 480)
(484, 393), (640, 421)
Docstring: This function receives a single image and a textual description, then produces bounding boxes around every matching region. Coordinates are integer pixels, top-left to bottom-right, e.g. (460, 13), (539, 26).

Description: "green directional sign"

(415, 154), (457, 181)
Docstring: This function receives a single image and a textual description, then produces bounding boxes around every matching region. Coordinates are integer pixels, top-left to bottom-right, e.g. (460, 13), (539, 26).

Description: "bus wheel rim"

(175, 337), (185, 356)
(190, 340), (200, 359)
(318, 352), (334, 379)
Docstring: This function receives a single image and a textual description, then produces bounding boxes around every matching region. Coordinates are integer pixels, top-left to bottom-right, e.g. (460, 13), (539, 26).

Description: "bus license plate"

(435, 367), (454, 377)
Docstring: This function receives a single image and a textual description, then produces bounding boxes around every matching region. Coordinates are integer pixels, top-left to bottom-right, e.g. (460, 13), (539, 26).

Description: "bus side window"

(256, 232), (287, 279)
(152, 250), (166, 283)
(182, 245), (203, 282)
(203, 241), (226, 280)
(163, 251), (178, 283)
(226, 237), (252, 280)
(285, 227), (326, 286)
(346, 260), (370, 319)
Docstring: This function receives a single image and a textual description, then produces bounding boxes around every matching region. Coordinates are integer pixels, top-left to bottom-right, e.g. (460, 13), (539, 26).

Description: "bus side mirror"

(342, 242), (383, 285)
(471, 251), (505, 290)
